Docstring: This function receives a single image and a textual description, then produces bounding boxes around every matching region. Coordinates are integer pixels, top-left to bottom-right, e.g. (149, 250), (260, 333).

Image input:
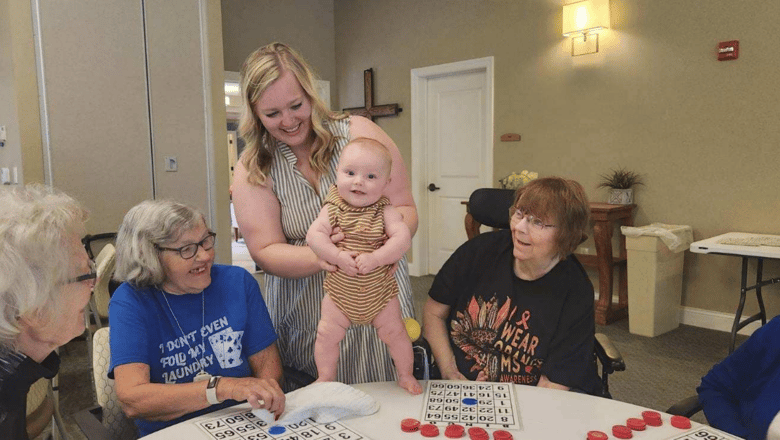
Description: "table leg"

(756, 258), (768, 327)
(730, 257), (750, 353)
(464, 212), (480, 240)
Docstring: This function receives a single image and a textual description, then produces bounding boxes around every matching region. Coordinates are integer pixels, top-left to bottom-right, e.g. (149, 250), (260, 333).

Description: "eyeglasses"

(68, 259), (97, 286)
(156, 232), (216, 259)
(511, 207), (556, 231)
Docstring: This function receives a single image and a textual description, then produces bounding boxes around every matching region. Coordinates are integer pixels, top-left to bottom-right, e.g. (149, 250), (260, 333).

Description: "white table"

(690, 232), (780, 352)
(145, 381), (739, 439)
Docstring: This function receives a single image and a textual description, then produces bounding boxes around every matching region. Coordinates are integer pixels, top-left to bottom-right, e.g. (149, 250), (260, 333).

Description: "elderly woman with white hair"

(0, 184), (93, 439)
(109, 199), (284, 437)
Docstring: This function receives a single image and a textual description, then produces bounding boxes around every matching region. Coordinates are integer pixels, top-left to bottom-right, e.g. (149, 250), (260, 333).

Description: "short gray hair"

(0, 184), (88, 350)
(114, 199), (207, 289)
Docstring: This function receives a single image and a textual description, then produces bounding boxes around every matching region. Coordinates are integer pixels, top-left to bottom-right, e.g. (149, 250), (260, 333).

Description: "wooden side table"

(575, 203), (636, 325)
(462, 200), (636, 325)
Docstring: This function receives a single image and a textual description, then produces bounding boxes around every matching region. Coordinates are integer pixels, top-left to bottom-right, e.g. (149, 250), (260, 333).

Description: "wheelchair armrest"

(73, 405), (112, 440)
(666, 395), (702, 418)
(595, 333), (626, 372)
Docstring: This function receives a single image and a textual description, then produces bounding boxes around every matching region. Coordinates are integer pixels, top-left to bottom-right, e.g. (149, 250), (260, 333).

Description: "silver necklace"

(161, 290), (210, 382)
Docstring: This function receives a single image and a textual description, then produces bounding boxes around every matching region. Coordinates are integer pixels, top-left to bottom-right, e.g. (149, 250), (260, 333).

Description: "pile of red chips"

(401, 412), (692, 438)
(587, 411), (691, 440)
(400, 418), (514, 439)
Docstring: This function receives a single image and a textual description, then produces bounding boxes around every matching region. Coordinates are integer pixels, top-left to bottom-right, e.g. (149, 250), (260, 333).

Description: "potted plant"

(598, 168), (643, 205)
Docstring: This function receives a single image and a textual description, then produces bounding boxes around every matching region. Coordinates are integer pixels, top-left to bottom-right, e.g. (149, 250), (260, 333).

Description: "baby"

(306, 137), (422, 395)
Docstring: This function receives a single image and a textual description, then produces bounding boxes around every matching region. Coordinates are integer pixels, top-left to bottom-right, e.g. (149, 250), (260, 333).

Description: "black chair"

(666, 395), (702, 418)
(464, 188), (626, 398)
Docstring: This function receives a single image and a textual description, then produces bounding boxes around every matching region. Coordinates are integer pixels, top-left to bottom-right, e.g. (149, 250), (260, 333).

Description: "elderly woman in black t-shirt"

(423, 177), (601, 395)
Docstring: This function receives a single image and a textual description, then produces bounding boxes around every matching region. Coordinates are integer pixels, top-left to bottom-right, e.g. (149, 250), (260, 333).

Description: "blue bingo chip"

(268, 426), (286, 435)
(462, 398), (478, 405)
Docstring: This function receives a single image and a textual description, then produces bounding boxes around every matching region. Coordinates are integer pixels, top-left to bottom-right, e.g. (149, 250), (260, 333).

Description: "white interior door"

(411, 57), (493, 276)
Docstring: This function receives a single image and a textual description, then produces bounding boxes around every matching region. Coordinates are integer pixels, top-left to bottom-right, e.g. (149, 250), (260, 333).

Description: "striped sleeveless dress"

(264, 117), (415, 389)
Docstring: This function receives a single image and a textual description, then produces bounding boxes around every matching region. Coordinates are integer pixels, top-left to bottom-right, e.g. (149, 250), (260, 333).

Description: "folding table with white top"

(690, 232), (780, 352)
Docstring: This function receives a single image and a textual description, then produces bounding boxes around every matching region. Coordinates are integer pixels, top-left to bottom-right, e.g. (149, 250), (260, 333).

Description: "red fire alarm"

(717, 40), (739, 61)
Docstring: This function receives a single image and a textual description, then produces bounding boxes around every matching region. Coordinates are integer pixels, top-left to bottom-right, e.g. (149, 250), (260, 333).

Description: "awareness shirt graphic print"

(451, 295), (542, 384)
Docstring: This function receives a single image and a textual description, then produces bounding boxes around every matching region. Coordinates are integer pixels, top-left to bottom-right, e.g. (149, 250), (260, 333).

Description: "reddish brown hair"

(510, 177), (590, 260)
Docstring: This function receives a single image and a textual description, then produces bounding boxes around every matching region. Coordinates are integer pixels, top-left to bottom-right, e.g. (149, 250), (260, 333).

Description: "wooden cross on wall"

(343, 68), (402, 121)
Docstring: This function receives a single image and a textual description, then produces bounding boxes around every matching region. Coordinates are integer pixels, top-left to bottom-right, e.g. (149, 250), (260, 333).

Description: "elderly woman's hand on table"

(217, 376), (285, 415)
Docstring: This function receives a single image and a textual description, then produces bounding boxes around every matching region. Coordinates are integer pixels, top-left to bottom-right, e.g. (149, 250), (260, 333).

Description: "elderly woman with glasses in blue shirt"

(109, 199), (285, 438)
(0, 184), (93, 440)
(423, 177), (602, 395)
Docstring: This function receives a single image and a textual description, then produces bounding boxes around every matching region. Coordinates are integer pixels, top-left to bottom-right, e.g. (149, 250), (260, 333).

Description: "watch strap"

(206, 375), (222, 405)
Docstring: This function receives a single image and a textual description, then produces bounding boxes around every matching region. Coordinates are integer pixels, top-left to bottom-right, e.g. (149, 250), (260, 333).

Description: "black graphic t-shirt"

(429, 229), (601, 395)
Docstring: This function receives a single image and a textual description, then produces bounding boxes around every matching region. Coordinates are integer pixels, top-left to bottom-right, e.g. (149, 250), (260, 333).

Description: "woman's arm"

(114, 360), (285, 421)
(224, 343), (285, 415)
(697, 321), (776, 438)
(537, 375), (570, 391)
(350, 116), (418, 237)
(232, 161), (321, 278)
(423, 298), (467, 380)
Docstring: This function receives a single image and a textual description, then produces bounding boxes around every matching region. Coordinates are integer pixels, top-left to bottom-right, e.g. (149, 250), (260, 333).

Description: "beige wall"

(3, 0), (230, 264)
(221, 0), (337, 106)
(330, 0), (780, 317)
(0, 0), (43, 184)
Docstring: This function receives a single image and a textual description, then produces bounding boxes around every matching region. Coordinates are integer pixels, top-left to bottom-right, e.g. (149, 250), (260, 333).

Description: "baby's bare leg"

(373, 297), (422, 395)
(314, 294), (351, 382)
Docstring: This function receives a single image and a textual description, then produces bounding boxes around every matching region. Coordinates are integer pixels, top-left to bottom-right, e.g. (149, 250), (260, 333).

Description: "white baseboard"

(680, 306), (760, 336)
(593, 292), (760, 336)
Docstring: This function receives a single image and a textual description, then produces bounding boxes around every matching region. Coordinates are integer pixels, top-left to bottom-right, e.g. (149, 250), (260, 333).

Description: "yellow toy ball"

(404, 317), (421, 342)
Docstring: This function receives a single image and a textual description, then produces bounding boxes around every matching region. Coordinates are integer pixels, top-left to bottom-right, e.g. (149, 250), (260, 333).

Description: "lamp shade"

(562, 0), (610, 36)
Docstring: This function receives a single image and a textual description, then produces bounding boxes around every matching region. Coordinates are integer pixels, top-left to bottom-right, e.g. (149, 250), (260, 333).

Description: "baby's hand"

(336, 251), (359, 277)
(355, 253), (381, 274)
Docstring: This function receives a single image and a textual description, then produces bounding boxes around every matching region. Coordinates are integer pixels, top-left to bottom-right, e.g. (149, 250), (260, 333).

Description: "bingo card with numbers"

(195, 408), (370, 440)
(421, 380), (522, 431)
(668, 427), (741, 440)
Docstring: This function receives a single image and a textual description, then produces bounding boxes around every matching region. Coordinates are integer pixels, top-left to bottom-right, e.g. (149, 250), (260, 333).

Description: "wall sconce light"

(562, 0), (610, 56)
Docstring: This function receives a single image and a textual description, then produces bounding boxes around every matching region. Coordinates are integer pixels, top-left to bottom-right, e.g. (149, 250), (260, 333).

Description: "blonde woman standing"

(231, 42), (417, 389)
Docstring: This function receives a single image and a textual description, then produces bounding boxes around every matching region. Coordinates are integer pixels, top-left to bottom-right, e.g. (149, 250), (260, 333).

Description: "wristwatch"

(206, 375), (222, 405)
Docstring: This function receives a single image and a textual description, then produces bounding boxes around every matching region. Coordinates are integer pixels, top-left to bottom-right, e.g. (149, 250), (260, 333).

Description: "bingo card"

(421, 380), (522, 431)
(195, 407), (370, 440)
(668, 427), (742, 440)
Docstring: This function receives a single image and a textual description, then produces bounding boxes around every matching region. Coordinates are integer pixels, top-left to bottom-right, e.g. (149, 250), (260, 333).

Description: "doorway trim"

(409, 56), (494, 276)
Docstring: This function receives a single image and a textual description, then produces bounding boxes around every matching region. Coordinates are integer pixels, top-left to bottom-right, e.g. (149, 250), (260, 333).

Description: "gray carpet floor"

(41, 275), (741, 438)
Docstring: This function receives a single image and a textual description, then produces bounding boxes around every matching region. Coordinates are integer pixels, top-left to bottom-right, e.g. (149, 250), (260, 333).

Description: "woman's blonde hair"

(114, 199), (207, 289)
(239, 42), (347, 186)
(0, 184), (88, 350)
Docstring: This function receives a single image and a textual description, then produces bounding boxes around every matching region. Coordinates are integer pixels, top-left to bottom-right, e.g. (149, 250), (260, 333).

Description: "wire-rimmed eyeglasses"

(510, 207), (557, 231)
(156, 232), (217, 259)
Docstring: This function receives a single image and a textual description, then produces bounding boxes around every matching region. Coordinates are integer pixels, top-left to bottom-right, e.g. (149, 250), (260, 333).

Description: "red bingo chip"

(627, 418), (646, 431)
(587, 430), (609, 440)
(612, 425), (633, 439)
(642, 410), (663, 426)
(421, 424), (440, 437)
(444, 424), (465, 438)
(493, 429), (514, 440)
(401, 418), (420, 432)
(468, 427), (489, 440)
(671, 415), (691, 429)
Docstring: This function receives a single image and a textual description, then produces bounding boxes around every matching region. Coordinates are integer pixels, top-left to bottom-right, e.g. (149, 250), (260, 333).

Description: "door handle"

(428, 183), (441, 192)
